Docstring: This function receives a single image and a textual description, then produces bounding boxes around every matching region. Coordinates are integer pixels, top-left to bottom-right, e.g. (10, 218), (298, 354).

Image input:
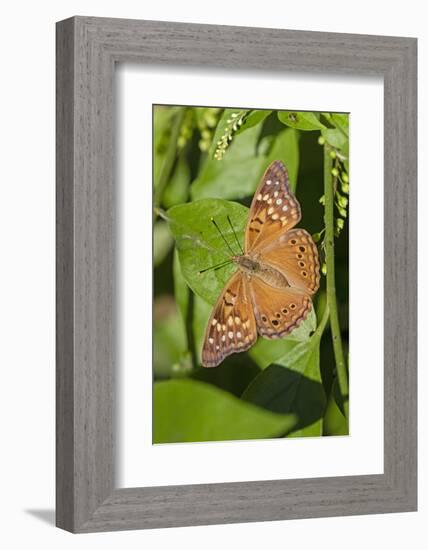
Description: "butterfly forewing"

(245, 160), (301, 253)
(248, 276), (313, 339)
(201, 271), (257, 368)
(260, 228), (320, 295)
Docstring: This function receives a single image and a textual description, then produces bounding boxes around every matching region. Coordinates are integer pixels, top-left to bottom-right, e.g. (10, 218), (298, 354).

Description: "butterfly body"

(201, 160), (320, 368)
(233, 254), (290, 290)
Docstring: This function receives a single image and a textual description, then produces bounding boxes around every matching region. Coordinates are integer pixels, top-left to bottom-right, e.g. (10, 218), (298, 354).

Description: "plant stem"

(323, 146), (349, 419)
(314, 298), (330, 343)
(153, 108), (186, 217)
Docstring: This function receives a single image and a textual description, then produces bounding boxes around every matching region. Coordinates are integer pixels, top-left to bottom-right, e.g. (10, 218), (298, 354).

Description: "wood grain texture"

(56, 16), (417, 533)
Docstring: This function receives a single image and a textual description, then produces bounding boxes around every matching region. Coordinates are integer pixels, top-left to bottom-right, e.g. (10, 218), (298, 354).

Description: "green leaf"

(162, 155), (191, 208)
(235, 110), (272, 135)
(153, 220), (174, 267)
(321, 128), (347, 150)
(153, 379), (297, 443)
(278, 111), (326, 131)
(191, 157), (267, 201)
(191, 124), (267, 201)
(265, 128), (299, 191)
(242, 320), (326, 437)
(331, 113), (349, 137)
(167, 199), (248, 304)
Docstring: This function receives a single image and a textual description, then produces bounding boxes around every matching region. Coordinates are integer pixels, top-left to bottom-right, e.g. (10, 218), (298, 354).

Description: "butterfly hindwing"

(201, 271), (257, 368)
(248, 276), (313, 339)
(245, 160), (301, 253)
(259, 228), (320, 295)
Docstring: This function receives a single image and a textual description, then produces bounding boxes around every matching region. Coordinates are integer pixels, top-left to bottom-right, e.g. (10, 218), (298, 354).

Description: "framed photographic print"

(56, 16), (417, 532)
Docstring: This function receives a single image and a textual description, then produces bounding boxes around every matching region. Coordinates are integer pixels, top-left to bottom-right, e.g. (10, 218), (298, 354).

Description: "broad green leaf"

(321, 128), (347, 150)
(235, 110), (272, 135)
(162, 155), (191, 208)
(191, 124), (267, 201)
(265, 128), (299, 191)
(249, 308), (316, 369)
(167, 199), (248, 304)
(153, 379), (297, 443)
(278, 111), (326, 131)
(288, 420), (323, 438)
(242, 325), (326, 437)
(249, 339), (299, 370)
(191, 157), (267, 201)
(153, 220), (174, 267)
(331, 113), (349, 137)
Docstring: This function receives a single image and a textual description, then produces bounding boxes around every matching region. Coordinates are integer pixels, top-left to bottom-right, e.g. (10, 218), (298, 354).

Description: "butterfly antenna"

(198, 259), (233, 274)
(227, 215), (244, 254)
(211, 217), (235, 256)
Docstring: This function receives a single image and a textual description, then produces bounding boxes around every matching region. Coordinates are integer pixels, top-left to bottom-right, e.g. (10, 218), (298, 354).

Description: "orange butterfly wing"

(245, 160), (301, 253)
(259, 228), (320, 295)
(248, 276), (313, 339)
(201, 271), (257, 368)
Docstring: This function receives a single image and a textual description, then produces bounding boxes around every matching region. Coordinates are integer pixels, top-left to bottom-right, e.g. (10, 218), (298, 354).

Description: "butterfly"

(201, 160), (320, 368)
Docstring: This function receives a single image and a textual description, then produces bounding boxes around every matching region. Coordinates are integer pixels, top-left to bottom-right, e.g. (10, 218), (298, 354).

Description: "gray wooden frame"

(56, 16), (417, 533)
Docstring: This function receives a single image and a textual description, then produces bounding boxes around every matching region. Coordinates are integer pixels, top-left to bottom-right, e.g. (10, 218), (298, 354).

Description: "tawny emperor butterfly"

(201, 160), (320, 367)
